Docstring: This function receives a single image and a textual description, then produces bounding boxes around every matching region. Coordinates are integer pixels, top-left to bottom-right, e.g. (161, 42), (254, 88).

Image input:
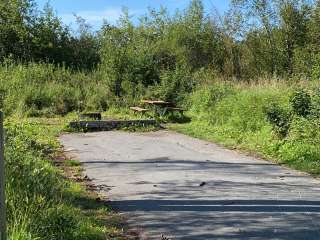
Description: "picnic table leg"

(160, 107), (167, 117)
(154, 105), (162, 118)
(152, 105), (157, 118)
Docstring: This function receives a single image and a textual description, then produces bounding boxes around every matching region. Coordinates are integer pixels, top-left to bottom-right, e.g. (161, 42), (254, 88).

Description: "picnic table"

(140, 100), (184, 116)
(141, 100), (174, 107)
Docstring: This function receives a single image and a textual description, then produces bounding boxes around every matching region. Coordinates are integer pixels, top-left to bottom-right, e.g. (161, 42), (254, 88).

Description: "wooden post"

(0, 112), (6, 240)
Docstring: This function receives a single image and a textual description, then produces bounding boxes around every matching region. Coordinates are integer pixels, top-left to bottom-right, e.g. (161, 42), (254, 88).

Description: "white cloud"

(60, 7), (143, 28)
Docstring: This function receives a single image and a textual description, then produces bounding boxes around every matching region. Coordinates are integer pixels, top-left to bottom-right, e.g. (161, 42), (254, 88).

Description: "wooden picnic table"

(140, 99), (183, 117)
(141, 100), (174, 107)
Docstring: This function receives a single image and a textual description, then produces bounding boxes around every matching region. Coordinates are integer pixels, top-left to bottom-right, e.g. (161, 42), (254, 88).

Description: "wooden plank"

(0, 112), (6, 240)
(141, 100), (173, 106)
(141, 100), (155, 104)
(130, 107), (149, 112)
(70, 120), (158, 131)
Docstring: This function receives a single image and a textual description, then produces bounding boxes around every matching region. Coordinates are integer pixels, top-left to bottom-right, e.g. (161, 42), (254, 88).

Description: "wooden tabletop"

(141, 100), (173, 106)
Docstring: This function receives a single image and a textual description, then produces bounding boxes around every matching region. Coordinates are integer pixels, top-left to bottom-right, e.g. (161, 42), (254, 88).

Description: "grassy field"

(5, 117), (127, 240)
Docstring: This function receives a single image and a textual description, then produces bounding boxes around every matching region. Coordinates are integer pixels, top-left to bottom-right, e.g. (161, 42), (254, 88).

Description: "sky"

(35, 0), (230, 30)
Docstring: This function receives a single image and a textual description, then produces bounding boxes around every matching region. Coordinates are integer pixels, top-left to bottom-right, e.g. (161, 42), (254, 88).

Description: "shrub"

(289, 89), (311, 117)
(24, 88), (54, 110)
(146, 66), (194, 103)
(311, 87), (320, 118)
(311, 54), (320, 81)
(288, 116), (320, 143)
(265, 103), (291, 138)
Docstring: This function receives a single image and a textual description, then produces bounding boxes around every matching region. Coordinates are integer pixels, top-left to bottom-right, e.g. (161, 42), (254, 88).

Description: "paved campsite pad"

(60, 131), (320, 240)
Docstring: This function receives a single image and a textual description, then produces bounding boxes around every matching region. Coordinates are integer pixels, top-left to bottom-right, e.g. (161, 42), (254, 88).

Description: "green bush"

(311, 87), (320, 118)
(265, 103), (291, 138)
(209, 89), (283, 134)
(289, 89), (312, 117)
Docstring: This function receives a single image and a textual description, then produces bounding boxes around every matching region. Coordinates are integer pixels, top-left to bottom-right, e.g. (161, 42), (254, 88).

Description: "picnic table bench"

(130, 107), (149, 113)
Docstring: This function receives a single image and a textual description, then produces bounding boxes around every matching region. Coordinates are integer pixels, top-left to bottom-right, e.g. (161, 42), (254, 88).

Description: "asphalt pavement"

(60, 130), (320, 240)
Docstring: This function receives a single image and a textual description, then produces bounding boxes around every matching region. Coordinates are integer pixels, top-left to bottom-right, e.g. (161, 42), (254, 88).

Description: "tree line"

(1, 0), (320, 91)
(0, 0), (99, 70)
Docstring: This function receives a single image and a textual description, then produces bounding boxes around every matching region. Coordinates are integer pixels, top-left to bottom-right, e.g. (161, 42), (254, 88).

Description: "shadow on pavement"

(111, 199), (320, 212)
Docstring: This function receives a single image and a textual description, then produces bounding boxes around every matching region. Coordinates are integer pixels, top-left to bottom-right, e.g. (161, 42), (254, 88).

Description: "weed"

(4, 118), (126, 239)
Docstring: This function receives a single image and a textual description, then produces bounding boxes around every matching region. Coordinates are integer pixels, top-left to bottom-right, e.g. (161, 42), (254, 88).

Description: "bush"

(311, 54), (320, 81)
(145, 66), (194, 103)
(209, 89), (283, 135)
(265, 103), (291, 138)
(311, 87), (320, 118)
(289, 89), (312, 117)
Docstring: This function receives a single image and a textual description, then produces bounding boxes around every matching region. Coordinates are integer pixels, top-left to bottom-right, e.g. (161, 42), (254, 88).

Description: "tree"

(69, 16), (100, 70)
(0, 0), (37, 61)
(278, 0), (310, 75)
(230, 0), (279, 75)
(32, 3), (72, 64)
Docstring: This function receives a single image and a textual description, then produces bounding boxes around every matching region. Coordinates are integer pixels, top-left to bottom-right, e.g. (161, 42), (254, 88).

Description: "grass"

(5, 117), (128, 240)
(2, 61), (320, 239)
(103, 107), (151, 120)
(0, 63), (111, 117)
(169, 81), (320, 176)
(65, 159), (81, 167)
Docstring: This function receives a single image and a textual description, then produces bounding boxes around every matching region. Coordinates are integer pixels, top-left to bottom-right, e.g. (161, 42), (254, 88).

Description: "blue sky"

(35, 0), (230, 29)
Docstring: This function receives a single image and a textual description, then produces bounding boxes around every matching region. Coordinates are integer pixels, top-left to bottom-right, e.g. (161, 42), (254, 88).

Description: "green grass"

(103, 107), (151, 120)
(2, 60), (320, 239)
(169, 81), (320, 176)
(65, 159), (81, 167)
(5, 117), (127, 240)
(0, 63), (112, 117)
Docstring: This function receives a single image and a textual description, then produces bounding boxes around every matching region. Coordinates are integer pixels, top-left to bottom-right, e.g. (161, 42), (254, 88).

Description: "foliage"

(265, 103), (291, 138)
(0, 63), (113, 116)
(2, 0), (320, 113)
(311, 87), (320, 118)
(0, 0), (99, 69)
(289, 88), (312, 117)
(171, 81), (320, 175)
(5, 119), (124, 239)
(1, 0), (320, 80)
(188, 84), (235, 119)
(2, 1), (320, 236)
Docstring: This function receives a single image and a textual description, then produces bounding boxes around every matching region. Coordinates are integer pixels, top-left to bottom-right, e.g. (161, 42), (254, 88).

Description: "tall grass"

(173, 80), (320, 175)
(0, 63), (112, 116)
(5, 119), (123, 239)
(0, 62), (195, 117)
